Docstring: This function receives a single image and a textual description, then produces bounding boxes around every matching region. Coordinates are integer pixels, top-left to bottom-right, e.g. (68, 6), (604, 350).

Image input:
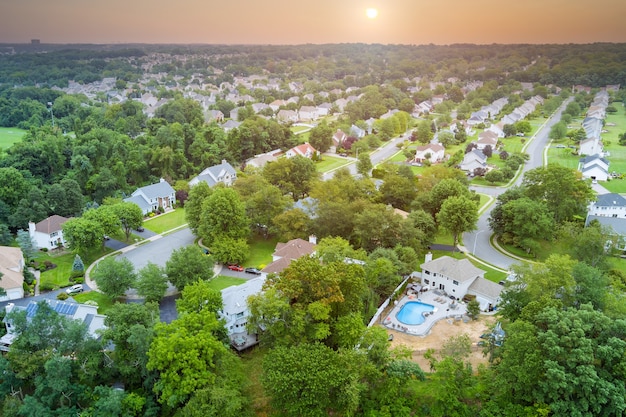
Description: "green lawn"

(0, 127), (27, 153)
(245, 235), (279, 269)
(37, 247), (112, 290)
(72, 292), (116, 314)
(315, 155), (352, 173)
(291, 126), (310, 134)
(143, 208), (187, 234)
(209, 275), (247, 291)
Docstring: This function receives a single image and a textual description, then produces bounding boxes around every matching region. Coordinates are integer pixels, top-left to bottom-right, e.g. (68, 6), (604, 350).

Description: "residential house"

(420, 253), (503, 311)
(350, 124), (366, 139)
(219, 276), (266, 350)
(245, 149), (282, 169)
(285, 143), (317, 159)
(578, 137), (603, 156)
(221, 119), (241, 132)
(28, 215), (70, 250)
(262, 237), (317, 274)
(189, 160), (237, 187)
(332, 129), (348, 150)
(316, 103), (332, 117)
(585, 193), (626, 250)
(460, 149), (487, 173)
(0, 300), (107, 351)
(276, 109), (298, 123)
(124, 179), (176, 215)
(298, 106), (318, 122)
(414, 143), (445, 164)
(269, 99), (287, 112)
(476, 130), (498, 151)
(0, 247), (25, 302)
(579, 154), (609, 182)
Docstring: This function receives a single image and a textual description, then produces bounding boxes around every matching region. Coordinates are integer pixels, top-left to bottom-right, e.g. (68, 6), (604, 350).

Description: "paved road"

(462, 98), (573, 270)
(116, 228), (195, 270)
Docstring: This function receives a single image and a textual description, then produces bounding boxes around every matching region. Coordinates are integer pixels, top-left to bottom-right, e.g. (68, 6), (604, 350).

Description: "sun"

(366, 8), (378, 19)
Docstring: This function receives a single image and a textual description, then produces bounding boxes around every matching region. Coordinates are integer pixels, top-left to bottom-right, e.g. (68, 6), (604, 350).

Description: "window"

(51, 231), (58, 237)
(453, 280), (459, 285)
(424, 270), (431, 275)
(236, 312), (244, 318)
(424, 279), (429, 285)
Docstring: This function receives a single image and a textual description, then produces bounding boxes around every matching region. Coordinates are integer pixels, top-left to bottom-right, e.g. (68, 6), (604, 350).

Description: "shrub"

(40, 282), (55, 292)
(56, 292), (69, 301)
(41, 248), (48, 253)
(70, 270), (85, 279)
(23, 269), (35, 285)
(73, 277), (84, 284)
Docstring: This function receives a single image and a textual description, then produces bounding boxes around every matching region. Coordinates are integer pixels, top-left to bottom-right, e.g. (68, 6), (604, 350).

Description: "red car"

(227, 264), (244, 272)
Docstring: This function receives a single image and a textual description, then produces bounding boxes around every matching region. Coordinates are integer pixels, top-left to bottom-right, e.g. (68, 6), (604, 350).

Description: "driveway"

(116, 228), (195, 270)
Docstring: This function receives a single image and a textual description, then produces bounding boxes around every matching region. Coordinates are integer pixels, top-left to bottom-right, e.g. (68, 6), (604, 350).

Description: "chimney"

(28, 221), (36, 237)
(309, 235), (317, 245)
(159, 178), (165, 183)
(425, 252), (433, 263)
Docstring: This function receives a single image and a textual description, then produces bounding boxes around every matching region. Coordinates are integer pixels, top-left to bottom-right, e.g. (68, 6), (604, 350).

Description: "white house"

(420, 254), (503, 311)
(587, 193), (626, 218)
(219, 276), (266, 350)
(0, 246), (25, 302)
(0, 300), (107, 351)
(28, 215), (70, 250)
(579, 154), (609, 182)
(414, 143), (445, 164)
(475, 130), (498, 151)
(189, 160), (237, 188)
(579, 137), (603, 156)
(285, 143), (317, 159)
(124, 179), (176, 215)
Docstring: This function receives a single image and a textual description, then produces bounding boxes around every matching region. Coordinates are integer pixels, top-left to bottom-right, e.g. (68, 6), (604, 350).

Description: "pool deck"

(382, 287), (468, 337)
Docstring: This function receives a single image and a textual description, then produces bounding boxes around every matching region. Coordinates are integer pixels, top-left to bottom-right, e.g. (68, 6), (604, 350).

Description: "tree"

(356, 152), (373, 177)
(272, 208), (311, 242)
(262, 343), (361, 417)
(502, 124), (517, 137)
(466, 300), (480, 320)
(83, 205), (120, 240)
(165, 245), (215, 291)
(62, 217), (104, 255)
(548, 121), (567, 140)
(415, 119), (434, 144)
(185, 181), (213, 235)
(72, 254), (84, 273)
(198, 187), (250, 248)
(501, 197), (555, 247)
(176, 279), (223, 316)
(136, 262), (168, 303)
(111, 202), (144, 241)
(92, 257), (136, 299)
(436, 196), (478, 248)
(515, 120), (532, 135)
(379, 173), (417, 211)
(308, 121), (333, 153)
(147, 308), (241, 407)
(263, 155), (319, 200)
(16, 229), (37, 260)
(427, 178), (473, 216)
(484, 169), (504, 184)
(210, 237), (249, 265)
(0, 223), (11, 246)
(234, 175), (291, 237)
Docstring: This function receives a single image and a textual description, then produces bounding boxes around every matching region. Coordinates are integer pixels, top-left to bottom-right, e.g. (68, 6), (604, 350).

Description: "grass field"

(72, 292), (116, 314)
(37, 247), (113, 290)
(315, 155), (352, 173)
(209, 275), (247, 291)
(143, 208), (187, 234)
(245, 235), (279, 268)
(0, 127), (26, 153)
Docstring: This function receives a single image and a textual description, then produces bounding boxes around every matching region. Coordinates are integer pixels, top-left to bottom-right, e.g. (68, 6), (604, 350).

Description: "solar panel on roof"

(26, 303), (39, 318)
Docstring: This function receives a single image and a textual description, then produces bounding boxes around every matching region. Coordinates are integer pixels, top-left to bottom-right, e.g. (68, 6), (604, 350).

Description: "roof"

(579, 154), (609, 166)
(190, 160), (237, 187)
(273, 238), (316, 260)
(586, 215), (626, 236)
(221, 276), (265, 315)
(34, 215), (69, 234)
(420, 256), (485, 283)
(124, 195), (151, 212)
(468, 277), (504, 299)
(594, 193), (626, 208)
(0, 246), (24, 291)
(133, 180), (175, 200)
(415, 143), (444, 154)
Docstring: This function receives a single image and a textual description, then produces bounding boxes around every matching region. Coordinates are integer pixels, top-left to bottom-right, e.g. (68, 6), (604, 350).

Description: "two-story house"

(124, 179), (176, 215)
(28, 215), (70, 250)
(189, 160), (237, 188)
(0, 246), (25, 301)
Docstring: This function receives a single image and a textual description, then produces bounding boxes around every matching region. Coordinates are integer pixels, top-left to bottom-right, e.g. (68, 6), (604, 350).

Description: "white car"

(66, 284), (84, 295)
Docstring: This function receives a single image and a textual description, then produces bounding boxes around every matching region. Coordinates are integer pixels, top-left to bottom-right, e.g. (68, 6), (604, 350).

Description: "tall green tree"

(165, 245), (214, 291)
(136, 262), (168, 303)
(308, 121), (333, 153)
(436, 195), (478, 248)
(92, 257), (136, 299)
(111, 201), (144, 241)
(198, 187), (249, 248)
(62, 217), (104, 256)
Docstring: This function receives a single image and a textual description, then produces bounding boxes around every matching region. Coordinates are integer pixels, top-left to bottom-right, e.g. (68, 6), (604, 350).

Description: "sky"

(1, 0), (625, 45)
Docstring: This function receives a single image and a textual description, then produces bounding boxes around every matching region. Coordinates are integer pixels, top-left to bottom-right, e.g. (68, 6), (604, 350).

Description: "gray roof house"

(189, 160), (237, 188)
(124, 179), (176, 215)
(219, 276), (266, 350)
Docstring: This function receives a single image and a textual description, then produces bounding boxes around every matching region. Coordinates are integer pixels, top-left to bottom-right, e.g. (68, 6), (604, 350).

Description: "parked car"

(66, 284), (84, 295)
(227, 264), (244, 272)
(136, 226), (145, 232)
(103, 235), (110, 240)
(244, 267), (262, 275)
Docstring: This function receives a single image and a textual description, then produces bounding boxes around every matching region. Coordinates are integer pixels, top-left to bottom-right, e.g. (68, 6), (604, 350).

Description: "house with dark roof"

(262, 237), (317, 275)
(586, 193), (626, 250)
(420, 253), (503, 311)
(0, 299), (106, 351)
(0, 246), (25, 301)
(28, 215), (70, 250)
(188, 160), (237, 188)
(460, 149), (487, 173)
(124, 179), (176, 215)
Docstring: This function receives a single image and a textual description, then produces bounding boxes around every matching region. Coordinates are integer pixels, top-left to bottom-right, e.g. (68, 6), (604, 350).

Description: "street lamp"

(473, 229), (485, 254)
(47, 102), (55, 127)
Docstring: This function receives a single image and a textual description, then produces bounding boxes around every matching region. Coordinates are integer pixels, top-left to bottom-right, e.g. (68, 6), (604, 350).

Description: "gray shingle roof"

(420, 256), (485, 283)
(594, 193), (626, 208)
(134, 181), (175, 200)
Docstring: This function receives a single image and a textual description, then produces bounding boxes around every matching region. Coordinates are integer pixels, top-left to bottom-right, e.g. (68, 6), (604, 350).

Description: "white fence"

(367, 273), (419, 327)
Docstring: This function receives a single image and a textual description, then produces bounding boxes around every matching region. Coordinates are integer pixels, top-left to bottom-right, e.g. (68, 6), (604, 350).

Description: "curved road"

(463, 97), (573, 271)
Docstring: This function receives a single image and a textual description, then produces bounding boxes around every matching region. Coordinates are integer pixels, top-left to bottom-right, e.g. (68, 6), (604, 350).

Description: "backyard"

(0, 127), (26, 154)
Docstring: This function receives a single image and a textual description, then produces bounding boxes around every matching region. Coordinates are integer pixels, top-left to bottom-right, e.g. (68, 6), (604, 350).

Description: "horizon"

(2, 0), (625, 45)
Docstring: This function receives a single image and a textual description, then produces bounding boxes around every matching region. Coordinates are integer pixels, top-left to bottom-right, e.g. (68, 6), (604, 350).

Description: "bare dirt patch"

(381, 315), (497, 371)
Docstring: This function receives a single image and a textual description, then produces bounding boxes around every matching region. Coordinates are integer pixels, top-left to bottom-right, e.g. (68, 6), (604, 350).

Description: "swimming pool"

(396, 301), (435, 325)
